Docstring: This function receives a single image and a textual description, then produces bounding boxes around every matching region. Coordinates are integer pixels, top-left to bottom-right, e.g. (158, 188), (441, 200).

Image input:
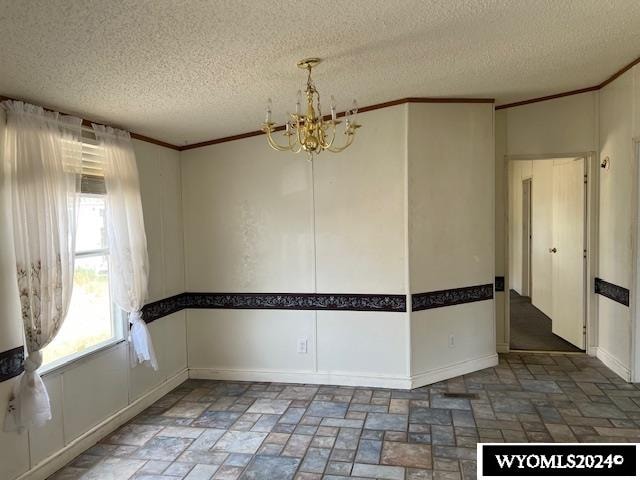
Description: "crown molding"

(496, 55), (640, 110)
(494, 86), (599, 110)
(179, 97), (495, 151)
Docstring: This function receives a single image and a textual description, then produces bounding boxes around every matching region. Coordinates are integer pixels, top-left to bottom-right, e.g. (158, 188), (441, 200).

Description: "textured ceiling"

(1, 0), (639, 145)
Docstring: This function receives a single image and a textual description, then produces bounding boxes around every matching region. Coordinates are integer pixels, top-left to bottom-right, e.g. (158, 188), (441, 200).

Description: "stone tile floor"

(49, 352), (640, 480)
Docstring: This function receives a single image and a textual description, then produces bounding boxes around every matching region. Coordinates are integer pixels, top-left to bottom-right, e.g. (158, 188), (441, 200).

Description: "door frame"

(631, 139), (640, 381)
(503, 152), (599, 353)
(521, 178), (533, 297)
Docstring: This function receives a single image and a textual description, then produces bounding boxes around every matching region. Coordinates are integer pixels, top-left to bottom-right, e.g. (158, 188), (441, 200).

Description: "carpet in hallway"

(510, 290), (582, 352)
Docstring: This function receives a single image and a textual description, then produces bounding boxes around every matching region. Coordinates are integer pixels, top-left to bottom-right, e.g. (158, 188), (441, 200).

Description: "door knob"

(549, 247), (557, 253)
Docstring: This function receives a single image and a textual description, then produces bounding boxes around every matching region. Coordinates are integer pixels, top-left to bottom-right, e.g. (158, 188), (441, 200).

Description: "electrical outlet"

(449, 334), (455, 348)
(297, 337), (308, 354)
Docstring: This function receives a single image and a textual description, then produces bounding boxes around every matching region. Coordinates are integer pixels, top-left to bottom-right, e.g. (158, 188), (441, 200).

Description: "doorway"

(508, 157), (586, 352)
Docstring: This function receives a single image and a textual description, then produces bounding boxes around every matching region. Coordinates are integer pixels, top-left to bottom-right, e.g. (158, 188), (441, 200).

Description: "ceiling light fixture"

(262, 58), (360, 158)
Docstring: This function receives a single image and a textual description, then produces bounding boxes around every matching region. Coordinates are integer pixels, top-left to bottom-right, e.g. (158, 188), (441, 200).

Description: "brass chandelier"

(262, 58), (360, 158)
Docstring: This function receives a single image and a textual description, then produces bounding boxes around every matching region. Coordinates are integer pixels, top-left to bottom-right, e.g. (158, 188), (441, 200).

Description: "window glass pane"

(75, 195), (107, 252)
(42, 255), (113, 366)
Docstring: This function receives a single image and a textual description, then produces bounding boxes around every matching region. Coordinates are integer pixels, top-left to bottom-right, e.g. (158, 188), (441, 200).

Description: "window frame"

(40, 135), (127, 376)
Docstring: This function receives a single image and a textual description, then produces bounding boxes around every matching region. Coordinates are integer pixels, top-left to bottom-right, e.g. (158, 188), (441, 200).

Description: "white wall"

(181, 105), (411, 387)
(182, 102), (498, 387)
(0, 137), (187, 480)
(408, 103), (497, 384)
(495, 110), (507, 350)
(314, 106), (409, 379)
(505, 92), (598, 156)
(598, 69), (636, 376)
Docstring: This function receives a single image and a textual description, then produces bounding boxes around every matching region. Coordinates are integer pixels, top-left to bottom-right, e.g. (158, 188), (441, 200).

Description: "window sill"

(39, 337), (126, 378)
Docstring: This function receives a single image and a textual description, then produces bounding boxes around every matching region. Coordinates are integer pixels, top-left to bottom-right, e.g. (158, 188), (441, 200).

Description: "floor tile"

(246, 399), (291, 414)
(306, 401), (349, 418)
(163, 402), (209, 418)
(410, 408), (452, 425)
(131, 437), (193, 461)
(80, 457), (146, 479)
(325, 461), (352, 475)
(355, 438), (382, 464)
(192, 412), (242, 429)
(165, 462), (195, 476)
(299, 447), (330, 473)
(189, 429), (227, 451)
(184, 463), (220, 479)
(47, 352), (639, 480)
(281, 434), (313, 457)
(104, 424), (164, 446)
(158, 426), (206, 438)
(213, 431), (268, 454)
(48, 467), (88, 480)
(351, 462), (405, 480)
(381, 441), (432, 469)
(137, 460), (171, 474)
(365, 413), (408, 431)
(240, 455), (300, 480)
(213, 465), (244, 479)
(278, 386), (319, 400)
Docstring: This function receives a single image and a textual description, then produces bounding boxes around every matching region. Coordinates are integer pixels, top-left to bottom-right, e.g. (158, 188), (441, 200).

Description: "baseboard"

(587, 346), (598, 356)
(16, 368), (189, 480)
(596, 347), (631, 382)
(189, 367), (412, 389)
(410, 353), (499, 389)
(496, 343), (509, 353)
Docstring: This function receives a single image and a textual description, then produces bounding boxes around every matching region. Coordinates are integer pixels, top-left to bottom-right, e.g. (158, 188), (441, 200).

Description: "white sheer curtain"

(2, 101), (82, 432)
(92, 124), (157, 370)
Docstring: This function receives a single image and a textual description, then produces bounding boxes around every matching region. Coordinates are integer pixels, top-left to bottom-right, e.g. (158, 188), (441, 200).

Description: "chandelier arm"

(295, 116), (304, 147)
(287, 128), (295, 150)
(315, 121), (323, 150)
(326, 122), (338, 149)
(265, 128), (295, 152)
(318, 122), (337, 149)
(327, 132), (355, 153)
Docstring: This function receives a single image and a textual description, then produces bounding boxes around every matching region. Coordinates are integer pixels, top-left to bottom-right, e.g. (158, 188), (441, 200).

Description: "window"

(42, 135), (123, 369)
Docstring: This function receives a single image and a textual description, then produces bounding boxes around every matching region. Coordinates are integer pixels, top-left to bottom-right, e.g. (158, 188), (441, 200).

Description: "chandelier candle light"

(262, 58), (360, 158)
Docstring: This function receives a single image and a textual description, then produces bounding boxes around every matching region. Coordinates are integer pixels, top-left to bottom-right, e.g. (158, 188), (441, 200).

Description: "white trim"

(189, 367), (412, 390)
(596, 346), (631, 382)
(15, 368), (188, 480)
(403, 103), (412, 385)
(410, 353), (499, 389)
(506, 152), (592, 161)
(630, 139), (640, 382)
(585, 151), (600, 355)
(510, 349), (585, 355)
(496, 343), (510, 353)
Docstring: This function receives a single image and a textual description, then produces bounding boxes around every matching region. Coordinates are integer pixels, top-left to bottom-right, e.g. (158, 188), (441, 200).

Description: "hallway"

(510, 290), (582, 352)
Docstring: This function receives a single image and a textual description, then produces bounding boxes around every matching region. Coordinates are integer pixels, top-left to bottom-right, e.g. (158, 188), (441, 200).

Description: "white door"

(551, 157), (585, 349)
